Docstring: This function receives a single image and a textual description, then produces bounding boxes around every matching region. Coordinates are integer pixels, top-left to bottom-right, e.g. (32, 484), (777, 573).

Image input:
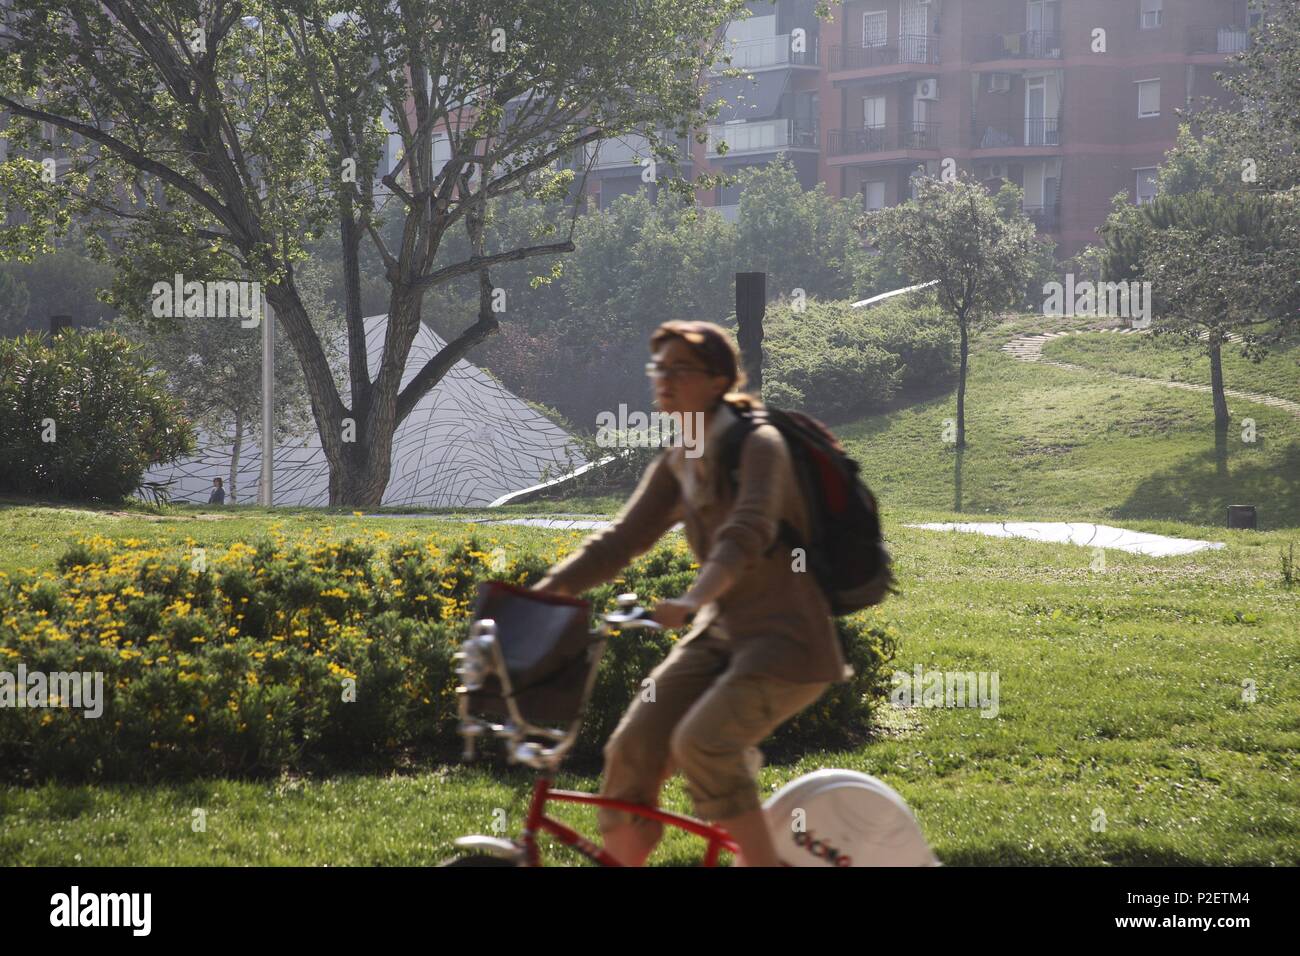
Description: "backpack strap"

(715, 407), (801, 560)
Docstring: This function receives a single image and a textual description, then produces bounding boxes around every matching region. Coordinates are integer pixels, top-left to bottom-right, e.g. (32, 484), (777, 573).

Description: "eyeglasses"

(645, 362), (714, 380)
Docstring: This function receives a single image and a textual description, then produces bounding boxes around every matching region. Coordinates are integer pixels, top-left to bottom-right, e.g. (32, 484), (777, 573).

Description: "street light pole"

(259, 291), (275, 505)
(243, 14), (276, 507)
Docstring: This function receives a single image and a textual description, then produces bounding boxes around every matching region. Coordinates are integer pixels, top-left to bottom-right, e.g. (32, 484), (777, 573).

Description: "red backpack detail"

(716, 404), (899, 615)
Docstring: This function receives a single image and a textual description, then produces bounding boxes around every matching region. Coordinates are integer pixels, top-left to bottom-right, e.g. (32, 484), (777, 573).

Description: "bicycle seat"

(463, 581), (598, 725)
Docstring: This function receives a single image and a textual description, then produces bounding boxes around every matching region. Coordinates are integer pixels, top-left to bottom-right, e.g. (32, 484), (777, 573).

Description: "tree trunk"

(229, 411), (242, 503)
(1209, 335), (1230, 477)
(1208, 336), (1230, 432)
(956, 317), (969, 450)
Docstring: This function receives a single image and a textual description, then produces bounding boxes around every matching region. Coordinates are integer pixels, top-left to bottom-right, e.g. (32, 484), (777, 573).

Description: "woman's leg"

(669, 670), (830, 867)
(597, 632), (730, 866)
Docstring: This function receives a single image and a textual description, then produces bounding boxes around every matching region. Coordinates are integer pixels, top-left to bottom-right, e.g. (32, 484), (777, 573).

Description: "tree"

(0, 0), (743, 505)
(110, 254), (338, 501)
(861, 174), (1037, 449)
(732, 156), (875, 302)
(1098, 0), (1300, 454)
(1101, 189), (1295, 466)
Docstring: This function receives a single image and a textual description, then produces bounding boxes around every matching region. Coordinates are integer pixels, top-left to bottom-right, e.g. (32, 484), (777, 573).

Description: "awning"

(707, 70), (789, 123)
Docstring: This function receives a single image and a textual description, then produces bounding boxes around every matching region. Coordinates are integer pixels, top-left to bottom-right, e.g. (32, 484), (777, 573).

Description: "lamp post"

(243, 15), (276, 507)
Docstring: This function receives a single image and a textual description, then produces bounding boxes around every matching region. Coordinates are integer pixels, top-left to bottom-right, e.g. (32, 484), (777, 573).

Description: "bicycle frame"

(453, 589), (742, 866)
(521, 776), (741, 867)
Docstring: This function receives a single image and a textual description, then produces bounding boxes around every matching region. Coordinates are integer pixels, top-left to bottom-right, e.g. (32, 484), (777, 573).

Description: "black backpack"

(716, 404), (898, 615)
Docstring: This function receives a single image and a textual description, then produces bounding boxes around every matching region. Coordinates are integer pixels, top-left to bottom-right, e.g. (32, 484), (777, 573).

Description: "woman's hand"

(649, 597), (698, 629)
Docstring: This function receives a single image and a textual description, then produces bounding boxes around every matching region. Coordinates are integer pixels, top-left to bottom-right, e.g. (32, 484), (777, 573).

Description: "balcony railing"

(711, 34), (818, 72)
(971, 116), (1061, 149)
(828, 34), (938, 72)
(706, 118), (818, 157)
(584, 133), (690, 169)
(1023, 204), (1060, 229)
(827, 123), (941, 157)
(1186, 25), (1254, 55)
(978, 31), (1062, 61)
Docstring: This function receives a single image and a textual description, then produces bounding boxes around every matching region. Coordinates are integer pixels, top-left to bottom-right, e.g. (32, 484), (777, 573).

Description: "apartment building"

(580, 0), (1260, 258)
(581, 0), (825, 220)
(821, 0), (1258, 257)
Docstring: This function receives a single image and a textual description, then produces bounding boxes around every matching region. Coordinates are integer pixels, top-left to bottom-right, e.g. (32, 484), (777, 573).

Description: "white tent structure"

(144, 314), (587, 507)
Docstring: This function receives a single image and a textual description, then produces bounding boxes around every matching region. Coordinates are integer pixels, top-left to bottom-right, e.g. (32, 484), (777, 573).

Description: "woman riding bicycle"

(532, 320), (853, 867)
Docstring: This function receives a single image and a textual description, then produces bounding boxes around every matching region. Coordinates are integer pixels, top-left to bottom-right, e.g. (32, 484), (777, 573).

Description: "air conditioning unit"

(987, 72), (1012, 93)
(916, 78), (939, 100)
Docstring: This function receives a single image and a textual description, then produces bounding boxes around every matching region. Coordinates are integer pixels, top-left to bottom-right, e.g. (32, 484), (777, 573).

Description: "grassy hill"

(840, 316), (1300, 529)
(1042, 330), (1300, 406)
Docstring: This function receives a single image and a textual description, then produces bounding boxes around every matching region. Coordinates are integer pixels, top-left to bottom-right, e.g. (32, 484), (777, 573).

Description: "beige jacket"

(542, 401), (853, 684)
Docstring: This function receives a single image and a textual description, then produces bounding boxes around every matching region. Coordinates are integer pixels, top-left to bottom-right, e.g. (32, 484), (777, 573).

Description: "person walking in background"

(207, 477), (226, 505)
(532, 320), (852, 867)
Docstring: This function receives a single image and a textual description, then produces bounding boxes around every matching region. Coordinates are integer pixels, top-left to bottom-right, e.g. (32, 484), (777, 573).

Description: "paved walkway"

(1001, 326), (1300, 421)
(905, 521), (1225, 556)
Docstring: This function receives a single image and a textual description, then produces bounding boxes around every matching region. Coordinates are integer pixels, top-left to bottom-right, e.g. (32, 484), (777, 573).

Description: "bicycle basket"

(464, 581), (598, 725)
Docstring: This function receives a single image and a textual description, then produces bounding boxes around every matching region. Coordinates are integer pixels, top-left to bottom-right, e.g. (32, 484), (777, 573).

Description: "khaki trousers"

(596, 628), (830, 839)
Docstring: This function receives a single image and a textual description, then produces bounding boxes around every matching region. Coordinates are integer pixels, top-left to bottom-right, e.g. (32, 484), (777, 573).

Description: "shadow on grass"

(1113, 440), (1300, 529)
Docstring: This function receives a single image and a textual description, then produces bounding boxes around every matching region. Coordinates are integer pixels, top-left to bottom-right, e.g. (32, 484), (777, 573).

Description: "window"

(1135, 167), (1158, 205)
(862, 181), (886, 210)
(863, 11), (887, 47)
(1136, 79), (1160, 117)
(863, 96), (886, 128)
(1139, 0), (1162, 29)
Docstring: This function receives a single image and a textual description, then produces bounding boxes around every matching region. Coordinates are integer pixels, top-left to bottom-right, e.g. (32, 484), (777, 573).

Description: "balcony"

(828, 35), (938, 73)
(711, 34), (818, 73)
(827, 123), (941, 158)
(971, 117), (1061, 150)
(976, 31), (1062, 63)
(1186, 25), (1254, 56)
(706, 118), (818, 157)
(584, 133), (690, 170)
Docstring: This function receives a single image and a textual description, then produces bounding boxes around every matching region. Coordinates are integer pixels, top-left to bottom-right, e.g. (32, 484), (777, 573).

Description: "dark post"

(49, 314), (74, 336)
(735, 272), (765, 395)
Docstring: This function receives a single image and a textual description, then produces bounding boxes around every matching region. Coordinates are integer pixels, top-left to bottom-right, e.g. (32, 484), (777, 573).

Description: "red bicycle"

(440, 582), (937, 867)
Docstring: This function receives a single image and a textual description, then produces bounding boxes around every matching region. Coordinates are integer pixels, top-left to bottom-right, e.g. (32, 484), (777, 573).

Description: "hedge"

(0, 529), (899, 781)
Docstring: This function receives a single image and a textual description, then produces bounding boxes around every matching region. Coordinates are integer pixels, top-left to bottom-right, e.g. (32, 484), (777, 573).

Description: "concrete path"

(906, 521), (1225, 556)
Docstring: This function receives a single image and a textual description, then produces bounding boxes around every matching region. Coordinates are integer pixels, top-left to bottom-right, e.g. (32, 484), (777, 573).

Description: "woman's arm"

(533, 452), (683, 597)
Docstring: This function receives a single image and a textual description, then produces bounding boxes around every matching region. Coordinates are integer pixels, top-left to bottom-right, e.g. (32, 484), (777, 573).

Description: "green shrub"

(0, 531), (899, 781)
(0, 330), (194, 501)
(763, 298), (958, 423)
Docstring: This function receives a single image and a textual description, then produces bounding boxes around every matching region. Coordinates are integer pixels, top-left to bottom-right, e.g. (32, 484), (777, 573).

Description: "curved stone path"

(1001, 326), (1300, 422)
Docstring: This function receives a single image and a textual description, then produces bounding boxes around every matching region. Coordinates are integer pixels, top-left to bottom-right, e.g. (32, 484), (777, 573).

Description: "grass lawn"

(2, 314), (1297, 866)
(1041, 331), (1300, 406)
(1, 506), (1296, 865)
